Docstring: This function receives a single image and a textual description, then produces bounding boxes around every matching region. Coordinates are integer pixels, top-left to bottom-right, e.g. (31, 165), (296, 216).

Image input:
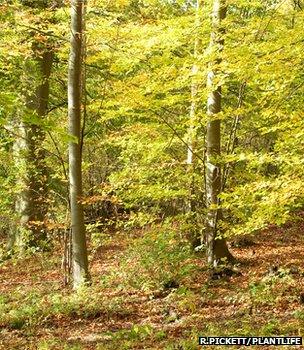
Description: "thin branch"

(150, 108), (206, 164)
(47, 101), (66, 114)
(222, 82), (246, 191)
(17, 24), (68, 42)
(46, 130), (70, 209)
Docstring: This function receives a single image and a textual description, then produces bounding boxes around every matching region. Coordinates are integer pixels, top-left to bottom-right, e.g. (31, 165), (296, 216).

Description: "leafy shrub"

(119, 229), (196, 290)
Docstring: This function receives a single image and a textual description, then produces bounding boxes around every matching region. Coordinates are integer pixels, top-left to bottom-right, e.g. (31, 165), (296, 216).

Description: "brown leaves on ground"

(0, 216), (304, 349)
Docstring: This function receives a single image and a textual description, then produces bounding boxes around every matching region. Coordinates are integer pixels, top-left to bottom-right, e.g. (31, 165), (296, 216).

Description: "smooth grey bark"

(187, 0), (200, 170)
(68, 0), (90, 289)
(205, 0), (233, 266)
(187, 0), (201, 212)
(186, 0), (201, 248)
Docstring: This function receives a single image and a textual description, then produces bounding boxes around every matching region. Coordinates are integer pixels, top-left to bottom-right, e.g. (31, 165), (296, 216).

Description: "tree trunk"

(187, 0), (200, 171)
(12, 0), (67, 250)
(14, 47), (53, 249)
(186, 0), (201, 248)
(187, 0), (200, 208)
(68, 0), (90, 289)
(205, 0), (233, 266)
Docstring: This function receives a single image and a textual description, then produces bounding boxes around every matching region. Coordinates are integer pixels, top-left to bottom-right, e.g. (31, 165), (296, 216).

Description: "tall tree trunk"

(187, 0), (200, 210)
(14, 47), (53, 249)
(68, 0), (90, 289)
(186, 0), (201, 248)
(205, 0), (233, 266)
(12, 0), (66, 249)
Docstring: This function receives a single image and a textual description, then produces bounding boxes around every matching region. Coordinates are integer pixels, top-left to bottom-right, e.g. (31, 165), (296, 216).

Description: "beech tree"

(186, 0), (200, 214)
(68, 0), (90, 288)
(0, 0), (303, 277)
(205, 0), (233, 266)
(11, 2), (55, 249)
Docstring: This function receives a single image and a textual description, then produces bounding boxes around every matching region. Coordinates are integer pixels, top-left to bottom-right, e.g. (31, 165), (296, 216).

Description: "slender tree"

(187, 0), (200, 212)
(187, 0), (200, 170)
(68, 0), (90, 288)
(186, 0), (203, 249)
(205, 0), (233, 266)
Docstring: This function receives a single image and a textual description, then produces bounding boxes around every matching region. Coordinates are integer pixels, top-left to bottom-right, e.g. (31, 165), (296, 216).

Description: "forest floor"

(0, 216), (304, 350)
